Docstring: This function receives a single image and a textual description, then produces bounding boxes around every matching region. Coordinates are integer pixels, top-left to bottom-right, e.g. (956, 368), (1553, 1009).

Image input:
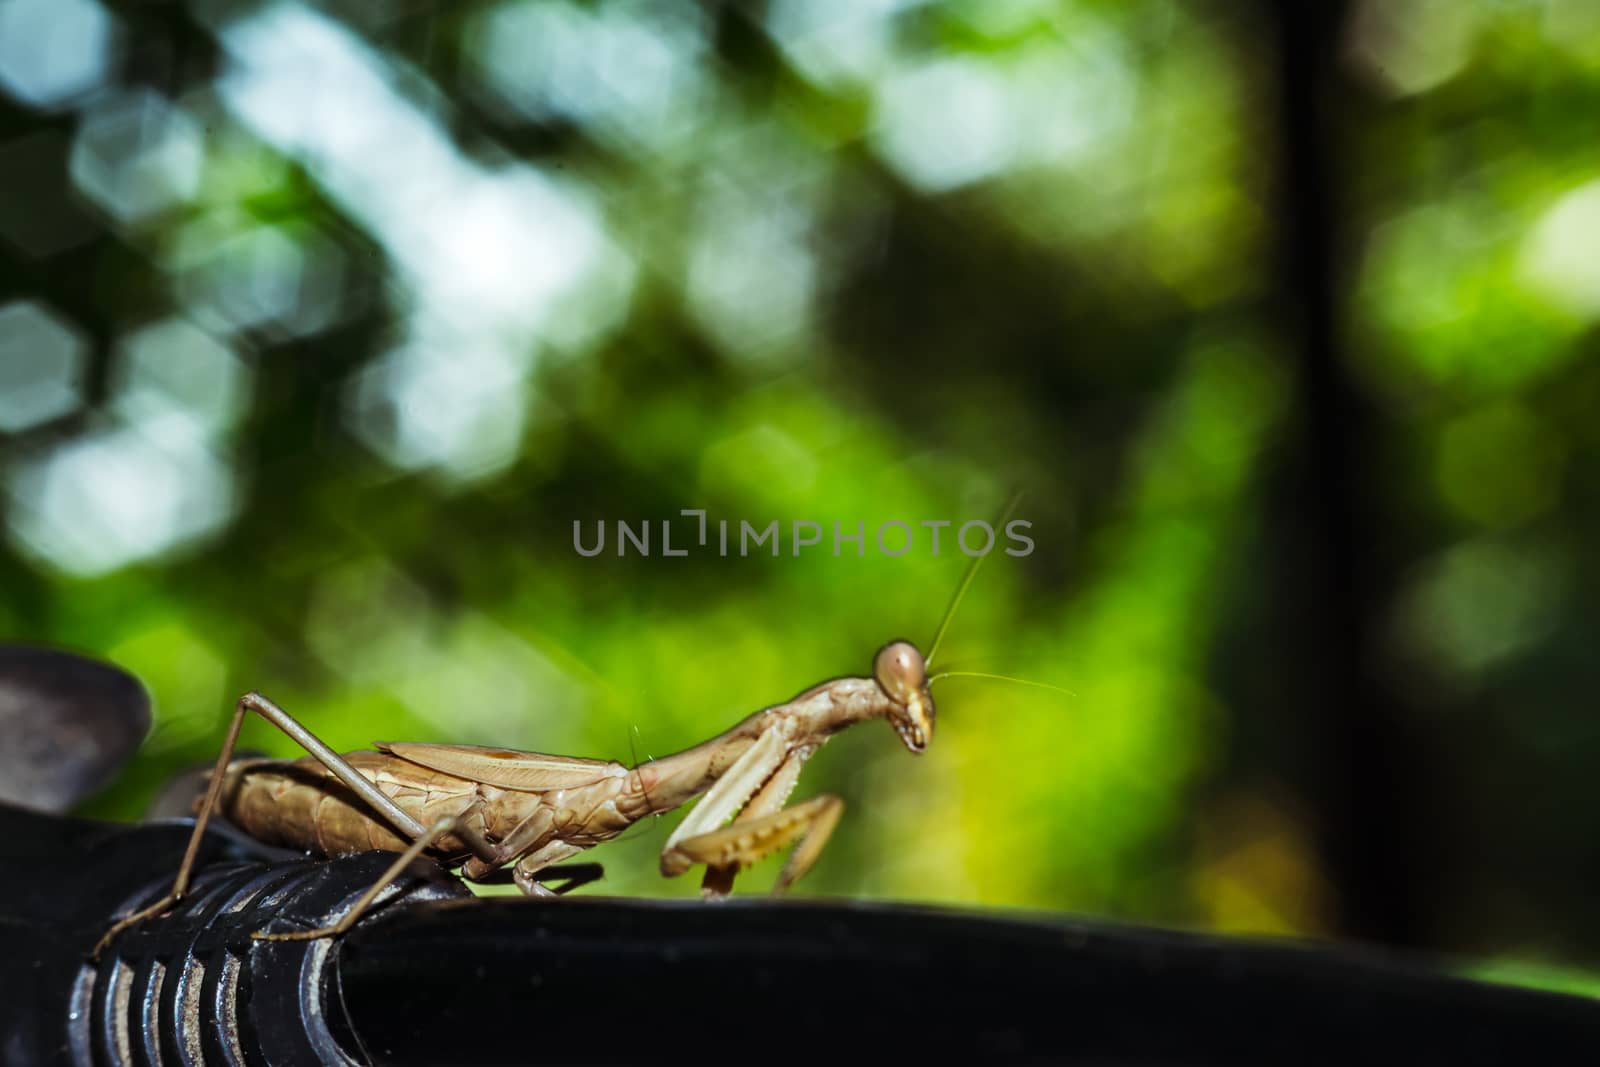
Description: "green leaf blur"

(2, 0), (1597, 994)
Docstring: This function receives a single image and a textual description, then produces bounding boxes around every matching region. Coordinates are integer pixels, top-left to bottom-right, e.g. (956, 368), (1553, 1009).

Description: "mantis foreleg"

(659, 726), (787, 878)
(660, 728), (840, 896)
(699, 745), (813, 895)
(666, 794), (845, 896)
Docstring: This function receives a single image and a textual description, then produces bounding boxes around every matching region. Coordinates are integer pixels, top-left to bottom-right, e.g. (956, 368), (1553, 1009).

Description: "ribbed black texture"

(5, 805), (1597, 1066)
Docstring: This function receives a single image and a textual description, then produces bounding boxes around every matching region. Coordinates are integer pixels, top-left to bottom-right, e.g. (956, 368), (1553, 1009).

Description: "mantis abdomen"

(220, 751), (541, 861)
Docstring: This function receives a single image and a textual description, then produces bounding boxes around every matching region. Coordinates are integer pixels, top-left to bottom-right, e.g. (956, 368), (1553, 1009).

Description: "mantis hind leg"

(93, 691), (503, 961)
(92, 690), (259, 960)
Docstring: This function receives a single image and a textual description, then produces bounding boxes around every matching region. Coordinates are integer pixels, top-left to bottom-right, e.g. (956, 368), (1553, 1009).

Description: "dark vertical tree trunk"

(1263, 2), (1438, 947)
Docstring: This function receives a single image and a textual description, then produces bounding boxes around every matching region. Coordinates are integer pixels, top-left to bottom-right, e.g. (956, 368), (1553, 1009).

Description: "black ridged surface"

(6, 803), (1600, 1066)
(336, 893), (1600, 1065)
(0, 804), (466, 1067)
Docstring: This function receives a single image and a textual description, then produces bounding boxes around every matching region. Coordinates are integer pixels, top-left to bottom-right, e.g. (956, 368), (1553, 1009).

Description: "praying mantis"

(93, 502), (1045, 961)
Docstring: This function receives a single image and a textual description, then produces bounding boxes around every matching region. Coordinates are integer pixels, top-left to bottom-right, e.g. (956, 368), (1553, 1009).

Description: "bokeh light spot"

(1518, 179), (1600, 322)
(111, 317), (252, 437)
(1358, 194), (1573, 389)
(70, 88), (205, 226)
(766, 0), (907, 90)
(0, 300), (89, 434)
(5, 424), (236, 576)
(468, 0), (711, 155)
(1398, 538), (1563, 679)
(344, 340), (534, 483)
(173, 220), (347, 339)
(216, 4), (621, 342)
(687, 181), (820, 363)
(872, 57), (1019, 193)
(1346, 0), (1478, 98)
(0, 0), (118, 111)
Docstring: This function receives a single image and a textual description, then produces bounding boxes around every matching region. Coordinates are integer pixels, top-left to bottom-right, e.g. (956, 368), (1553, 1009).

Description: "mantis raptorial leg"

(678, 793), (846, 897)
(659, 727), (789, 877)
(697, 745), (815, 895)
(661, 735), (840, 898)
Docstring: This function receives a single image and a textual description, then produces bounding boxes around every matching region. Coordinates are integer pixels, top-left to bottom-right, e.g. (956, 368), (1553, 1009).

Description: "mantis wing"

(374, 741), (626, 792)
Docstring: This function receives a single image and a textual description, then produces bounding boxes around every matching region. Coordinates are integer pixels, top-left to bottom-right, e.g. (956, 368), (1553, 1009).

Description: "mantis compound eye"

(874, 641), (933, 754)
(873, 641), (927, 705)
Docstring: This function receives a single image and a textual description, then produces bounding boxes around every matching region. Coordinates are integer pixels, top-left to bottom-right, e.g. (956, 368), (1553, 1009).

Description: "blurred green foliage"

(1, 0), (1598, 993)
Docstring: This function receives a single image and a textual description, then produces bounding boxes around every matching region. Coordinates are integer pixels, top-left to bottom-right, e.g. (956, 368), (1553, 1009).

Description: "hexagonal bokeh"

(466, 0), (711, 156)
(171, 221), (350, 340)
(111, 316), (251, 435)
(5, 424), (236, 576)
(0, 301), (89, 434)
(0, 0), (119, 111)
(70, 88), (205, 227)
(343, 341), (532, 483)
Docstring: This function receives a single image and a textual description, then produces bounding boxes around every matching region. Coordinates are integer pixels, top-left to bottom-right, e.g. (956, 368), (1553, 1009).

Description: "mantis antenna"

(927, 670), (1074, 699)
(925, 490), (1024, 669)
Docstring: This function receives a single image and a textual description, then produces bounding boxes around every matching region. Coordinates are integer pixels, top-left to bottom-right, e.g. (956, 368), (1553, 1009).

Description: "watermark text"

(573, 510), (1034, 558)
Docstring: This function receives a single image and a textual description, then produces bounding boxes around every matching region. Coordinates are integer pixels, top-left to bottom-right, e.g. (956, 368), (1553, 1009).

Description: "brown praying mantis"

(94, 503), (1050, 961)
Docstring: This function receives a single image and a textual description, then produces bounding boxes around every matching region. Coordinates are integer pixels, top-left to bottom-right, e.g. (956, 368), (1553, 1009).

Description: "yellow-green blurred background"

(3, 0), (1599, 992)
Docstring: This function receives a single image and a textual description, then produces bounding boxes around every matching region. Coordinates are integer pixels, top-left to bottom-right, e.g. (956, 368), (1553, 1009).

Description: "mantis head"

(869, 492), (1022, 755)
(873, 640), (934, 754)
